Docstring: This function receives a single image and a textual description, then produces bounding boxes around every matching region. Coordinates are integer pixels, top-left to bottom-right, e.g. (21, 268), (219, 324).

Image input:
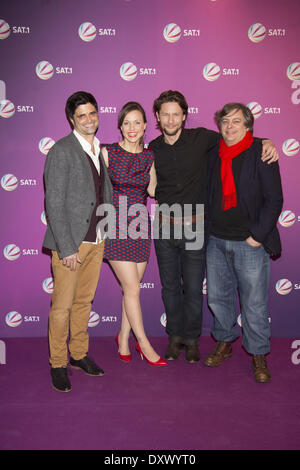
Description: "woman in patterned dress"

(102, 102), (166, 366)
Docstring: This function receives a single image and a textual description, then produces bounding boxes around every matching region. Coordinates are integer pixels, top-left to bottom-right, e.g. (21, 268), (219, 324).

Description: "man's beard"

(162, 124), (183, 136)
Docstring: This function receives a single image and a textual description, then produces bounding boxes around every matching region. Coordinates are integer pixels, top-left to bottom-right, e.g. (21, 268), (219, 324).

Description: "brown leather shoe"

(165, 342), (185, 360)
(252, 355), (271, 383)
(204, 341), (232, 367)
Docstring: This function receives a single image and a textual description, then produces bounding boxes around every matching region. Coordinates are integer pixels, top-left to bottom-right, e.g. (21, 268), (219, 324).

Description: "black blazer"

(206, 140), (283, 256)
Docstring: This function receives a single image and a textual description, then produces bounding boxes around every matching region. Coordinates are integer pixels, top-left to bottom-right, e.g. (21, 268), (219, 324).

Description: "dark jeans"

(154, 235), (206, 345)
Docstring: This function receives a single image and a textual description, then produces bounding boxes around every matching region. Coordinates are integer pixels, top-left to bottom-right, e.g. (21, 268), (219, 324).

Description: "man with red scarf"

(204, 103), (283, 382)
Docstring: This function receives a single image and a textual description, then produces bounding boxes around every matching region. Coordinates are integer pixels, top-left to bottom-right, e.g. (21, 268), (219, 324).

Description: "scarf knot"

(219, 131), (254, 211)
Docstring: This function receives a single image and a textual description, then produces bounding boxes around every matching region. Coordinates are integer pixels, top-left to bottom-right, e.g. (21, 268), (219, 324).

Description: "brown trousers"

(48, 241), (105, 368)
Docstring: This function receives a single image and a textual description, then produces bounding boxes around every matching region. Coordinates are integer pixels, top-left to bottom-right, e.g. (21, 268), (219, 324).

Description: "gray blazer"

(43, 132), (113, 258)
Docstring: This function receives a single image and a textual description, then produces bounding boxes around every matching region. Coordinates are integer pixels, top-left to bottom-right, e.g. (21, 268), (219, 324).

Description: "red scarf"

(219, 131), (254, 211)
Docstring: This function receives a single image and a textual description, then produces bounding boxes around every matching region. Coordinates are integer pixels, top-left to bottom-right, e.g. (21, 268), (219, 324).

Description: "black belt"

(158, 213), (202, 225)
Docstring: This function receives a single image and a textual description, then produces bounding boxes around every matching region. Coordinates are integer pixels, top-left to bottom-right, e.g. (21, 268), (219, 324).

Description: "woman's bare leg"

(109, 260), (160, 362)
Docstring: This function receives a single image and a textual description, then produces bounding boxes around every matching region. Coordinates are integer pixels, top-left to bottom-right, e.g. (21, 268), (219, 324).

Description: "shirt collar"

(161, 128), (188, 147)
(73, 129), (100, 153)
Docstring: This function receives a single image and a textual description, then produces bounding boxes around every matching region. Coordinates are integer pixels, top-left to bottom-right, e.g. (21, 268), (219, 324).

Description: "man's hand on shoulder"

(261, 139), (279, 164)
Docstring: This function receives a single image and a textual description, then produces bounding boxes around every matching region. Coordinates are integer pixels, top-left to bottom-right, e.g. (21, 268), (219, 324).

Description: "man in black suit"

(204, 102), (283, 382)
(43, 91), (113, 392)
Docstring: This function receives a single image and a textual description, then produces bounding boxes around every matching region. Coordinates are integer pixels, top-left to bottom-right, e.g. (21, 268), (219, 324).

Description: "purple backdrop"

(1, 0), (300, 339)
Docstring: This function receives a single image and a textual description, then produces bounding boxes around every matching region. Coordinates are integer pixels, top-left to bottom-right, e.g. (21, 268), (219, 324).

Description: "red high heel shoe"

(136, 343), (167, 366)
(115, 334), (132, 363)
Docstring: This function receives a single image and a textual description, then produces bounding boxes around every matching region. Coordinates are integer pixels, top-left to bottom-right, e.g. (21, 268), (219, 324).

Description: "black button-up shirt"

(149, 128), (220, 211)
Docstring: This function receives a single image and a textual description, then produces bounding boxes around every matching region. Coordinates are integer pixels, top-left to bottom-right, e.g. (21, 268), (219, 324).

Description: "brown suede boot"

(252, 354), (271, 383)
(204, 341), (232, 367)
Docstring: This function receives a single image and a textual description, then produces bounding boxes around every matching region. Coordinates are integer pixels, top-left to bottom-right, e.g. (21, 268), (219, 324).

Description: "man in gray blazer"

(43, 91), (113, 392)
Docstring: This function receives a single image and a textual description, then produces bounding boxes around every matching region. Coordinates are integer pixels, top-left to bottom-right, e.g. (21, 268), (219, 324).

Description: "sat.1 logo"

(203, 63), (221, 82)
(5, 311), (22, 327)
(0, 19), (10, 39)
(278, 210), (296, 228)
(282, 139), (299, 156)
(78, 22), (97, 41)
(248, 23), (266, 43)
(275, 279), (293, 295)
(36, 61), (54, 80)
(163, 23), (182, 43)
(1, 174), (18, 191)
(287, 63), (300, 81)
(120, 62), (138, 81)
(0, 99), (15, 118)
(247, 102), (262, 119)
(3, 244), (21, 261)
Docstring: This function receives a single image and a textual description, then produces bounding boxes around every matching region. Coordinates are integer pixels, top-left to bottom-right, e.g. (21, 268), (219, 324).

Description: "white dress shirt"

(73, 130), (103, 243)
(73, 129), (100, 174)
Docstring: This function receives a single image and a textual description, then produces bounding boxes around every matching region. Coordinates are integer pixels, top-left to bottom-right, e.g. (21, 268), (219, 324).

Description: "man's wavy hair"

(153, 90), (188, 128)
(65, 91), (98, 121)
(214, 102), (254, 133)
